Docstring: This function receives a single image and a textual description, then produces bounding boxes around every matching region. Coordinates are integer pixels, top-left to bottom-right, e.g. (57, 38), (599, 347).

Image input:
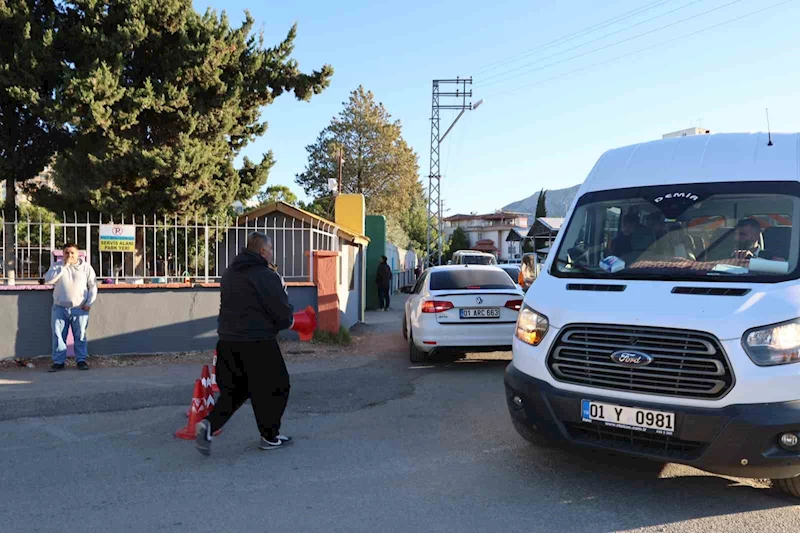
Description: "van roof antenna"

(766, 108), (773, 146)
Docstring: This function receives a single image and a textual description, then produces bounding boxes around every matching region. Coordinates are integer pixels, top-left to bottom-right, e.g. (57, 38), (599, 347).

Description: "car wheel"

(511, 417), (553, 448)
(408, 333), (427, 363)
(402, 314), (408, 340)
(774, 477), (800, 498)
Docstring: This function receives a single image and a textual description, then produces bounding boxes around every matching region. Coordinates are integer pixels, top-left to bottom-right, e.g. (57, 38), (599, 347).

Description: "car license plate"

(459, 308), (500, 319)
(581, 400), (674, 435)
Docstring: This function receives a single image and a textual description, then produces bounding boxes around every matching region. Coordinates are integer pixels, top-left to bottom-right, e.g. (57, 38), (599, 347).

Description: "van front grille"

(547, 324), (734, 400)
(564, 422), (707, 459)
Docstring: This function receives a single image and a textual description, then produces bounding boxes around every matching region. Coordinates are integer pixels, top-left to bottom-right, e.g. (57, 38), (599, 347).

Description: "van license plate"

(460, 308), (500, 319)
(581, 400), (674, 435)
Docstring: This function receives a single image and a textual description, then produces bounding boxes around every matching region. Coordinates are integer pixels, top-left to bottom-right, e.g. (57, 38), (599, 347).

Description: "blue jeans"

(52, 305), (89, 364)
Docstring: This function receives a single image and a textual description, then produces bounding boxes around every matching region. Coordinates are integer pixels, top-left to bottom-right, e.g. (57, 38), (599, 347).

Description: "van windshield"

(458, 255), (496, 265)
(552, 182), (800, 282)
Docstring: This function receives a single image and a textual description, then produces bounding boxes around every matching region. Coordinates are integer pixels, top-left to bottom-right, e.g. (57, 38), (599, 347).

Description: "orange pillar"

(310, 251), (340, 334)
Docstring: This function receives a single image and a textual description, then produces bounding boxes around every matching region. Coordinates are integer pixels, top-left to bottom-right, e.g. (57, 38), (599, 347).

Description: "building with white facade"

(443, 211), (530, 261)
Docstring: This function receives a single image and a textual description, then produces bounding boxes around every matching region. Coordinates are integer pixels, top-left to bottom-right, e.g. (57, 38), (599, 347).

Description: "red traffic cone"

(211, 350), (220, 394)
(187, 365), (213, 418)
(291, 306), (317, 342)
(175, 380), (207, 440)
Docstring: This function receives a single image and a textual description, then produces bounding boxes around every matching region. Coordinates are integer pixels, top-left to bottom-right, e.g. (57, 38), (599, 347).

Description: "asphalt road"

(2, 312), (798, 532)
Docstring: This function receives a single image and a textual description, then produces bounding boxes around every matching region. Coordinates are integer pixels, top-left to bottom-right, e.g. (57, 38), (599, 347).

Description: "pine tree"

(30, 0), (332, 219)
(1, 0), (66, 282)
(448, 227), (470, 259)
(295, 86), (419, 219)
(535, 189), (548, 219)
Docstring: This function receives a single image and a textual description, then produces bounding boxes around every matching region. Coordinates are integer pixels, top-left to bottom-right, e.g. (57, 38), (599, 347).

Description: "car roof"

(426, 264), (506, 272)
(582, 132), (800, 195)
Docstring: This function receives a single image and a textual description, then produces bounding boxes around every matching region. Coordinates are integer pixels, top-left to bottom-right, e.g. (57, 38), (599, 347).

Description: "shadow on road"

(502, 441), (796, 531)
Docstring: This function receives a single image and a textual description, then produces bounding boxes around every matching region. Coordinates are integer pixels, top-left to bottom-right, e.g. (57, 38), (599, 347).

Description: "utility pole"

(337, 146), (344, 194)
(424, 77), (482, 268)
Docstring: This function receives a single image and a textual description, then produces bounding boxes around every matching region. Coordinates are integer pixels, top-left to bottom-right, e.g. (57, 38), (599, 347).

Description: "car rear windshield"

(459, 255), (495, 265)
(430, 269), (515, 290)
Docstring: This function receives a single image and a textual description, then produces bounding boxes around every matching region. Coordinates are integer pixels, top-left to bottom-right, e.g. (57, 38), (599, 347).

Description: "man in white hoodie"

(44, 243), (98, 372)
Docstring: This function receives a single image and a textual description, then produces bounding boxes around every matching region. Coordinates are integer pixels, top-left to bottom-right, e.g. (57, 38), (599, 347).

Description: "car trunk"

(429, 290), (521, 324)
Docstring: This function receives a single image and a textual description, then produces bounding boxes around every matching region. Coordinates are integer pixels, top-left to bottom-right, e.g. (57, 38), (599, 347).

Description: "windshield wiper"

(554, 257), (601, 277)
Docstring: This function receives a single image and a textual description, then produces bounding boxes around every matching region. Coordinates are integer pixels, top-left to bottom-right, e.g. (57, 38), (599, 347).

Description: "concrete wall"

(0, 285), (318, 360)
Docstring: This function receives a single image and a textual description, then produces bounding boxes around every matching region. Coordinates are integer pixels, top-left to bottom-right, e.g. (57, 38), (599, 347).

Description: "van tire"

(409, 335), (427, 364)
(511, 417), (553, 448)
(774, 477), (800, 498)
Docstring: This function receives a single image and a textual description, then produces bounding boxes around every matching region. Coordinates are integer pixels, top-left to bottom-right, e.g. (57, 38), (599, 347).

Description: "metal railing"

(1, 210), (340, 284)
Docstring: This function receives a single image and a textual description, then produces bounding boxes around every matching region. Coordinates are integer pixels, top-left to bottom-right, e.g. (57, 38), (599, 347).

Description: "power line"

(473, 0), (675, 75)
(481, 0), (707, 84)
(481, 0), (744, 89)
(483, 0), (795, 99)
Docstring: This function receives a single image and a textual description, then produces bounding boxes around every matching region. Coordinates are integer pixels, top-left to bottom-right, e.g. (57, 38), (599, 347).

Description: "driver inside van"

(733, 218), (785, 261)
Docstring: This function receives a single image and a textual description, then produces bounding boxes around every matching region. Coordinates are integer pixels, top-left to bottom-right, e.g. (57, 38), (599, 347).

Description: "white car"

(402, 265), (524, 362)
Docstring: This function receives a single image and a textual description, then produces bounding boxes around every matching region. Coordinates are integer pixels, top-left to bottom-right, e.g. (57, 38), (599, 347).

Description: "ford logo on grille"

(610, 350), (653, 366)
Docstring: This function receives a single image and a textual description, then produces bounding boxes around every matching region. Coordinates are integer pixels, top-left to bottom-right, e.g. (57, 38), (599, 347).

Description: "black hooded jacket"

(217, 250), (294, 341)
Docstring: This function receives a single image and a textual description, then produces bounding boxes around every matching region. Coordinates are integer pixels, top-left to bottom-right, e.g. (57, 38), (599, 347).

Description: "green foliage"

(295, 86), (419, 220)
(0, 0), (66, 216)
(29, 1), (332, 219)
(447, 227), (470, 261)
(535, 189), (548, 219)
(257, 185), (298, 206)
(312, 326), (352, 345)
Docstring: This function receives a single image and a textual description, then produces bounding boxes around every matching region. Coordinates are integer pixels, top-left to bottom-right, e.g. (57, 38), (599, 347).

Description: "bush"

(312, 326), (352, 345)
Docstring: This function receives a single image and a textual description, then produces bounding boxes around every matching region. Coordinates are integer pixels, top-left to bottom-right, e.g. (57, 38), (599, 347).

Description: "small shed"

(226, 201), (369, 330)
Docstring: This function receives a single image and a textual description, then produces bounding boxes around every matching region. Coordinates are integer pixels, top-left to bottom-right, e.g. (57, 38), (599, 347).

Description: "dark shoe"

(195, 420), (212, 457)
(76, 361), (89, 371)
(259, 435), (291, 450)
(48, 363), (65, 373)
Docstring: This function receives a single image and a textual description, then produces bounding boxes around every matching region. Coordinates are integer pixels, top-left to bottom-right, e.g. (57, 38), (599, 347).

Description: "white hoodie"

(44, 259), (98, 308)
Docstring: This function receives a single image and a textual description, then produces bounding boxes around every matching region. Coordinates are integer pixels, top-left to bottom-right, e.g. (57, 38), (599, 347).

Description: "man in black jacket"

(196, 232), (295, 456)
(376, 255), (392, 311)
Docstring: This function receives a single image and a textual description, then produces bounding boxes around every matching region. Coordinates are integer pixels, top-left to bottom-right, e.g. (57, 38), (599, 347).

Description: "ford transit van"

(505, 133), (800, 498)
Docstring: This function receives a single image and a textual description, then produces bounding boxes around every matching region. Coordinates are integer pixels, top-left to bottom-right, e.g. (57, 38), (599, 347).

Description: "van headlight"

(515, 305), (549, 346)
(742, 318), (800, 366)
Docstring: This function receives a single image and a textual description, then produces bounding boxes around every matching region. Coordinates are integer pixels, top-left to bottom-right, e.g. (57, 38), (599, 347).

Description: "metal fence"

(0, 211), (341, 284)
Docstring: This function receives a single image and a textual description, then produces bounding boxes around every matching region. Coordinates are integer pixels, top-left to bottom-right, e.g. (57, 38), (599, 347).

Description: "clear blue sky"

(193, 0), (800, 215)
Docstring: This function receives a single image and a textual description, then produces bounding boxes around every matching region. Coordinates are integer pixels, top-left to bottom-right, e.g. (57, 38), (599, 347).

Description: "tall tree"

(1, 0), (66, 283)
(257, 185), (298, 206)
(295, 86), (419, 219)
(447, 227), (470, 260)
(535, 189), (548, 219)
(30, 0), (332, 219)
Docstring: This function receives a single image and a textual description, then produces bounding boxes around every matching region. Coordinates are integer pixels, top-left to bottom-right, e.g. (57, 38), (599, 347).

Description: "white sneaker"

(195, 420), (212, 456)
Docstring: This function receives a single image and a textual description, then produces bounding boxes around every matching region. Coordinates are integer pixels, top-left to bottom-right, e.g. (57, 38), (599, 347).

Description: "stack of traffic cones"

(211, 350), (219, 394)
(175, 379), (207, 440)
(177, 364), (221, 439)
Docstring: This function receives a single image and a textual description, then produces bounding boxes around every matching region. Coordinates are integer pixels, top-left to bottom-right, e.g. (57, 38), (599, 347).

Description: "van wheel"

(773, 477), (800, 498)
(511, 417), (552, 448)
(409, 334), (427, 363)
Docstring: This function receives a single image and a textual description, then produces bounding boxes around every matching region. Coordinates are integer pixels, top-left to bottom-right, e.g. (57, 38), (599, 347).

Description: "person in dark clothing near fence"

(376, 255), (392, 311)
(196, 231), (295, 456)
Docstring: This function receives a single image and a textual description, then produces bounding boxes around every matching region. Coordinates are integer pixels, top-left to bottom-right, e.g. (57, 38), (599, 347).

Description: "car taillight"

(505, 299), (523, 311)
(422, 300), (454, 313)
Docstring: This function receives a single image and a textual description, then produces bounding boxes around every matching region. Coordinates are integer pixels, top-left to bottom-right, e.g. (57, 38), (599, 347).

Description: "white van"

(452, 250), (497, 265)
(505, 133), (800, 498)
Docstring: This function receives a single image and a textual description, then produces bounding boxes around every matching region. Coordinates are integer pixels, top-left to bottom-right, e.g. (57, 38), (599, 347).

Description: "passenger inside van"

(733, 218), (786, 261)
